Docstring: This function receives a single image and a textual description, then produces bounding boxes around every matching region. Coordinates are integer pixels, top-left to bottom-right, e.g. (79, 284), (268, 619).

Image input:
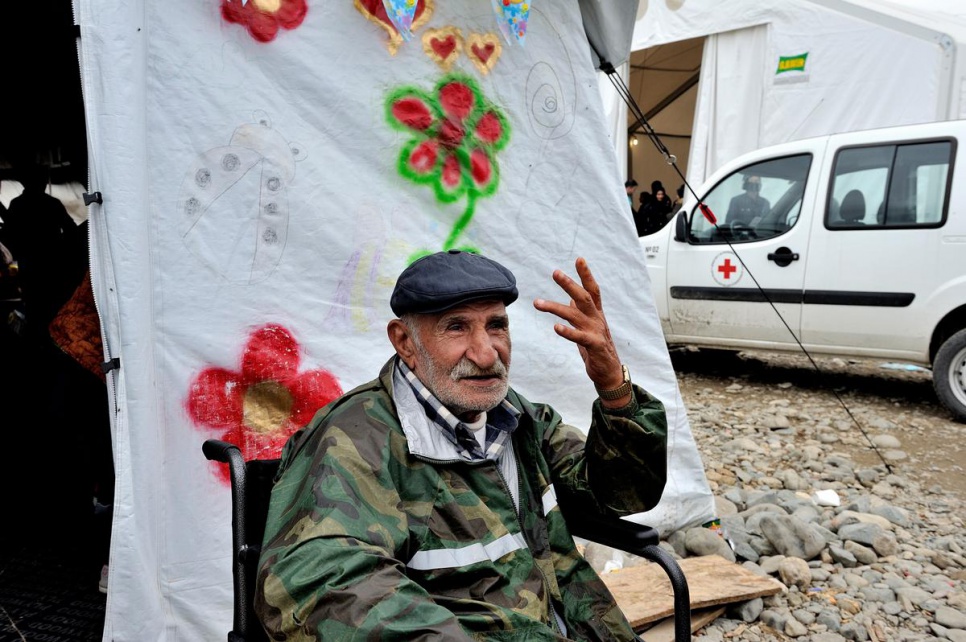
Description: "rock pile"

(589, 355), (966, 641)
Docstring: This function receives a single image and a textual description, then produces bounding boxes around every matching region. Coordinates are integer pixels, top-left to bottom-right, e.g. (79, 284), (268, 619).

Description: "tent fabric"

(578, 0), (640, 69)
(597, 61), (631, 179)
(688, 26), (768, 191)
(628, 0), (966, 185)
(77, 0), (714, 639)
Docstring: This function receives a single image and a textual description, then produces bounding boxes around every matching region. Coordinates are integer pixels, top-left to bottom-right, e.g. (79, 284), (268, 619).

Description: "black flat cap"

(390, 250), (518, 316)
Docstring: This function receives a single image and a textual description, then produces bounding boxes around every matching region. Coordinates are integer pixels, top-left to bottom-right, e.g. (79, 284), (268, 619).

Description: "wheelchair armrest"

(569, 513), (659, 556)
(572, 514), (692, 642)
(203, 438), (268, 641)
(203, 438), (240, 464)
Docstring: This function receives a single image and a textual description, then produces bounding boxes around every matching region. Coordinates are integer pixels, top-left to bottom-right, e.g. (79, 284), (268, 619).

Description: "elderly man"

(256, 250), (668, 641)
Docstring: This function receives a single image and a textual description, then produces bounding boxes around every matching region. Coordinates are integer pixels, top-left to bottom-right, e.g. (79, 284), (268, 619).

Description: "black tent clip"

(83, 192), (103, 205)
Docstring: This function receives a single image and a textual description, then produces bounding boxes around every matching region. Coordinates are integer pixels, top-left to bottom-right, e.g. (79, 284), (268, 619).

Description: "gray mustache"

(450, 358), (508, 380)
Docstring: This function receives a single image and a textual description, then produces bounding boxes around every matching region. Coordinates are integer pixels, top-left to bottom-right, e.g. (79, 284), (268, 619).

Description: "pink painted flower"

(386, 74), (510, 203)
(187, 324), (342, 482)
(221, 0), (307, 43)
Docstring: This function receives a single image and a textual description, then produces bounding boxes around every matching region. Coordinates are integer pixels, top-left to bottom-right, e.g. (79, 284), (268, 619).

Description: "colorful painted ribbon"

(382, 0), (419, 41)
(491, 0), (529, 46)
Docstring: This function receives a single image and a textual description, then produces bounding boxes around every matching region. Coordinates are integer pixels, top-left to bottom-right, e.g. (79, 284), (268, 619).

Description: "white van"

(641, 120), (966, 421)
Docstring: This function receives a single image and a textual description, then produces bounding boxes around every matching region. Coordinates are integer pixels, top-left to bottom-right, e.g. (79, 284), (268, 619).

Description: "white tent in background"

(619, 0), (966, 191)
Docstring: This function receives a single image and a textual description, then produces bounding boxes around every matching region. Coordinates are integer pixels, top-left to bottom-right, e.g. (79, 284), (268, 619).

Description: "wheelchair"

(203, 438), (692, 642)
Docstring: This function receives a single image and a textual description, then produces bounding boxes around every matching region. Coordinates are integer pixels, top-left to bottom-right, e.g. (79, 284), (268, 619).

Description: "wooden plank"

(639, 606), (726, 642)
(601, 554), (785, 628)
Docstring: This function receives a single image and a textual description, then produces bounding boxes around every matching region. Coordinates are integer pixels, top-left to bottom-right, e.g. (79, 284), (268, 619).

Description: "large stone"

(936, 606), (966, 630)
(666, 529), (687, 559)
(760, 609), (787, 630)
(838, 522), (887, 546)
(729, 597), (764, 622)
(869, 505), (910, 528)
(758, 555), (786, 575)
(759, 514), (827, 560)
(715, 495), (739, 516)
(778, 468), (809, 491)
(871, 532), (900, 557)
(844, 540), (878, 565)
(830, 510), (893, 531)
(745, 533), (776, 557)
(895, 586), (932, 607)
(784, 617), (808, 637)
(778, 557), (812, 588)
(684, 526), (736, 561)
(829, 544), (858, 568)
(745, 507), (787, 533)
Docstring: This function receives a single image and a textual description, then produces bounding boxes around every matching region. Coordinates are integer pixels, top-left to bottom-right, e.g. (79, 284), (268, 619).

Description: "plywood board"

(601, 554), (785, 627)
(639, 606), (726, 642)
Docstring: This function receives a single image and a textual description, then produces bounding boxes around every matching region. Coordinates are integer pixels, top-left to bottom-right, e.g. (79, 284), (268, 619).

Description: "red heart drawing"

(472, 42), (495, 63)
(422, 27), (463, 70)
(432, 35), (456, 60)
(466, 33), (501, 75)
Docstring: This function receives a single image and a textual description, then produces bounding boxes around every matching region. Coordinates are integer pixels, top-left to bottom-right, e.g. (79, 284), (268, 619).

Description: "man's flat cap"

(390, 250), (518, 316)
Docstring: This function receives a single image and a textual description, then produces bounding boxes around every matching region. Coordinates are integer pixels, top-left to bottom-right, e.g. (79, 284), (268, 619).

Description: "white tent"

(620, 0), (966, 192)
(77, 0), (714, 639)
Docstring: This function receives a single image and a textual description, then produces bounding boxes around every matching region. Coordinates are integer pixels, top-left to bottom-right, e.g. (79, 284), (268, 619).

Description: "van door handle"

(767, 247), (799, 267)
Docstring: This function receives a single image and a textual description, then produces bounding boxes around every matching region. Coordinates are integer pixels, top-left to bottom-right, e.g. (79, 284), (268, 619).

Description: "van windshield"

(689, 154), (812, 244)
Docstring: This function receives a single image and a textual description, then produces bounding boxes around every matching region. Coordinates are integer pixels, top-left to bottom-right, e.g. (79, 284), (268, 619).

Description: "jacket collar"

(385, 356), (520, 462)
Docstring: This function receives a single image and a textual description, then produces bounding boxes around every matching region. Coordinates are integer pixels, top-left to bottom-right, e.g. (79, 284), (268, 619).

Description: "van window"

(689, 154), (811, 244)
(827, 140), (953, 229)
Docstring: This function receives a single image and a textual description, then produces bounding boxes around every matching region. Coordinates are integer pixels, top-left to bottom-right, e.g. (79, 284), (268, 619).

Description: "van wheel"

(933, 329), (966, 422)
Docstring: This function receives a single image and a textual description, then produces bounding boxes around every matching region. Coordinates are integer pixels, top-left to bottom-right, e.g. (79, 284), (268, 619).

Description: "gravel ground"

(672, 348), (966, 502)
(591, 347), (966, 642)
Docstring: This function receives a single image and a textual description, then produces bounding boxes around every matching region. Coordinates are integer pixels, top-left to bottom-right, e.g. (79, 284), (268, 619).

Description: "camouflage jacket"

(255, 357), (668, 641)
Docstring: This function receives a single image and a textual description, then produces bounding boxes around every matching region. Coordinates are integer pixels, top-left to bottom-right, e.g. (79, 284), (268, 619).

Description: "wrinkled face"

(392, 300), (511, 421)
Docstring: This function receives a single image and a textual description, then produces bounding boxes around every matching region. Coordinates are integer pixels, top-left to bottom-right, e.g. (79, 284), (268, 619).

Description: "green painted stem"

(442, 193), (477, 251)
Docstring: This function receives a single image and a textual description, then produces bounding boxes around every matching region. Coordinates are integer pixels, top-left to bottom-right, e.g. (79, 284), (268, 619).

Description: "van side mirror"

(673, 211), (687, 242)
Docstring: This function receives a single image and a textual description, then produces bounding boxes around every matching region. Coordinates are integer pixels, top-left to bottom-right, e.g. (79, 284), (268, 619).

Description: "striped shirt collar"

(397, 358), (520, 461)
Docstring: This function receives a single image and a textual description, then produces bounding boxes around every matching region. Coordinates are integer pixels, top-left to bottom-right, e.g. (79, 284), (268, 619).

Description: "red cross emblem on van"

(712, 252), (743, 286)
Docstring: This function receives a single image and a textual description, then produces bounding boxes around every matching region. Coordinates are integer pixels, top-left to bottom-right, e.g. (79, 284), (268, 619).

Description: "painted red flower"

(187, 324), (342, 482)
(221, 0), (307, 43)
(386, 74), (510, 204)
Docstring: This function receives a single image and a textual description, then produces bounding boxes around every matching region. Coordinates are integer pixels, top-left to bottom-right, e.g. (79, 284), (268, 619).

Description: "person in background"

(48, 262), (116, 594)
(1, 162), (85, 341)
(670, 184), (685, 217)
(1, 164), (107, 593)
(633, 191), (649, 237)
(256, 250), (668, 641)
(636, 186), (673, 237)
(725, 174), (770, 226)
(624, 178), (638, 211)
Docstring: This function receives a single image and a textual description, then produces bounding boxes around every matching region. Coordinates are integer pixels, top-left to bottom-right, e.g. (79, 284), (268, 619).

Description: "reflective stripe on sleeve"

(542, 483), (558, 515)
(407, 532), (528, 570)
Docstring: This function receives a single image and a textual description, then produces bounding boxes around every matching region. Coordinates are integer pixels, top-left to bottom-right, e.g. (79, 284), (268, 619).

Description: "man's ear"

(387, 319), (418, 369)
